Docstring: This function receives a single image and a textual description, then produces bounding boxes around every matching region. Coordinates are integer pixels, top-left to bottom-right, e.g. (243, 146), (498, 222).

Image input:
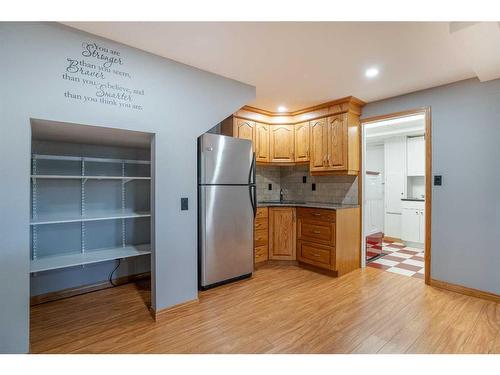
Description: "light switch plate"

(181, 197), (188, 210)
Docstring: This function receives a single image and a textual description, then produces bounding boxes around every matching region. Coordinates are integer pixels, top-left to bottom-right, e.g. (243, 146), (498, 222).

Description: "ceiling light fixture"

(365, 67), (379, 78)
(277, 106), (287, 112)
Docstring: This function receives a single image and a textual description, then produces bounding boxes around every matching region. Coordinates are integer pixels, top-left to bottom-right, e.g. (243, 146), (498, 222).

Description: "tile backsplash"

(256, 165), (358, 205)
(256, 166), (281, 201)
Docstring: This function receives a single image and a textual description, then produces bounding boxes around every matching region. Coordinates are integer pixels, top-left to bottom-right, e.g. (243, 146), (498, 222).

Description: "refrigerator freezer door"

(199, 133), (253, 185)
(199, 185), (254, 287)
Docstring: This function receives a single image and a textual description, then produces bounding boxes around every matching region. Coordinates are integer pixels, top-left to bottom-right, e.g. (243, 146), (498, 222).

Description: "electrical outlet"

(302, 176), (307, 183)
(312, 183), (316, 191)
(268, 183), (272, 190)
(434, 175), (442, 186)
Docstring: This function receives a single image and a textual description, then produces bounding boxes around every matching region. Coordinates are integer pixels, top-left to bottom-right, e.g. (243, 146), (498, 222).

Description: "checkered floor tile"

(367, 240), (425, 280)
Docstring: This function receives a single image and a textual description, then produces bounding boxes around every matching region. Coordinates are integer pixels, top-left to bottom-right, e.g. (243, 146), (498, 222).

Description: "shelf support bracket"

(81, 159), (86, 254)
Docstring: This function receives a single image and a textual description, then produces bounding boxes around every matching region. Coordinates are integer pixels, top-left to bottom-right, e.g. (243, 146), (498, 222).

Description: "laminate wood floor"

(30, 264), (499, 353)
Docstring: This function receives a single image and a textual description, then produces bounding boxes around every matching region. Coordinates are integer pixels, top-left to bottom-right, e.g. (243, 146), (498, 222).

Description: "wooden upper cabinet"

(269, 207), (296, 260)
(327, 114), (348, 170)
(269, 125), (295, 163)
(294, 122), (310, 162)
(308, 114), (359, 174)
(231, 97), (362, 171)
(309, 118), (329, 172)
(255, 122), (270, 163)
(234, 118), (255, 150)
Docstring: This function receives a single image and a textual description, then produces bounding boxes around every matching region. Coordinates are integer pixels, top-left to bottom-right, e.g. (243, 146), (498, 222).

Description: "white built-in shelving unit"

(30, 153), (152, 273)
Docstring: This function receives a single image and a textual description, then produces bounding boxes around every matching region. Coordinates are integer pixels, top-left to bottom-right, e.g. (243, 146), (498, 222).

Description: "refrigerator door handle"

(248, 152), (256, 185)
(248, 152), (257, 217)
(249, 184), (257, 218)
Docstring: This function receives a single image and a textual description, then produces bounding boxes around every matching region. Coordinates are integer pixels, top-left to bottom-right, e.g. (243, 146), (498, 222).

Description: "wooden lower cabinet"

(298, 241), (333, 267)
(269, 207), (296, 260)
(255, 205), (360, 277)
(254, 207), (269, 264)
(297, 207), (360, 276)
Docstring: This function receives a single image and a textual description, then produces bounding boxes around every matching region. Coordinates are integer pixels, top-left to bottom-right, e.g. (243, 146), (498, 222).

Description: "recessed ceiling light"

(277, 106), (287, 112)
(365, 67), (379, 78)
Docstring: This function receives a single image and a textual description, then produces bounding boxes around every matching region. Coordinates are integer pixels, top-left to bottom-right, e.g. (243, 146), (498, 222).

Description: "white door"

(402, 208), (420, 242)
(419, 209), (425, 243)
(384, 137), (406, 213)
(407, 136), (425, 176)
(365, 173), (384, 235)
(384, 137), (406, 238)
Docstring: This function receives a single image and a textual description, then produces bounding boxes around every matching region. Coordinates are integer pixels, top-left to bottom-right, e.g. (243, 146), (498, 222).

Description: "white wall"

(366, 144), (384, 176)
(363, 78), (500, 295)
(0, 22), (255, 353)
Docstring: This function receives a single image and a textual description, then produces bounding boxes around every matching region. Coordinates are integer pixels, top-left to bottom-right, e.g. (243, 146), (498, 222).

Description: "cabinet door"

(294, 122), (310, 162)
(327, 115), (347, 170)
(269, 207), (296, 260)
(255, 122), (270, 163)
(407, 136), (425, 176)
(234, 118), (255, 151)
(269, 125), (295, 163)
(401, 208), (420, 243)
(309, 118), (328, 171)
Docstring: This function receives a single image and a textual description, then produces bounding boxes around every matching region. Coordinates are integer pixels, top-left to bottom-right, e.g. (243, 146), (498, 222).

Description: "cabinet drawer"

(298, 241), (332, 266)
(256, 207), (268, 219)
(255, 228), (268, 247)
(255, 217), (268, 230)
(298, 219), (335, 245)
(297, 207), (335, 222)
(255, 245), (268, 263)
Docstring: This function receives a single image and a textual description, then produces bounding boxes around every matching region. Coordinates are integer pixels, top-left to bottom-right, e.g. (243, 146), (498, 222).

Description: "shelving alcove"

(30, 120), (154, 297)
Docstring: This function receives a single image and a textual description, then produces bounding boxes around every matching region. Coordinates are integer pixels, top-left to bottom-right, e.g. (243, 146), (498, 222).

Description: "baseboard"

(383, 236), (402, 243)
(431, 278), (499, 303)
(151, 298), (199, 321)
(30, 272), (151, 306)
(298, 262), (338, 277)
(264, 260), (299, 266)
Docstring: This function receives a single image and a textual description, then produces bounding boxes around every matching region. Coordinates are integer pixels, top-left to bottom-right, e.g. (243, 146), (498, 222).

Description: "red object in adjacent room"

(366, 232), (383, 261)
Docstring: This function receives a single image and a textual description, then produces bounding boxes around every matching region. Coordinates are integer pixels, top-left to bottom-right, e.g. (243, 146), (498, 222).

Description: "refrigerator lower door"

(199, 185), (254, 288)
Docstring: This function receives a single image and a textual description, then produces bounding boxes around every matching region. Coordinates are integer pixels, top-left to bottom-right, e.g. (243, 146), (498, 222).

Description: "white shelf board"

(31, 175), (151, 180)
(30, 211), (151, 225)
(30, 244), (151, 273)
(33, 154), (151, 165)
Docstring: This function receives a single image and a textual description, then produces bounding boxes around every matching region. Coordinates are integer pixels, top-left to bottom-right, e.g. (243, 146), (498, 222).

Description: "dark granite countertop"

(257, 201), (359, 210)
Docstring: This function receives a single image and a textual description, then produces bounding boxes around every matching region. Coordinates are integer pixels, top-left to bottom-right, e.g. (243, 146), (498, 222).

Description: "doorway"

(361, 108), (431, 284)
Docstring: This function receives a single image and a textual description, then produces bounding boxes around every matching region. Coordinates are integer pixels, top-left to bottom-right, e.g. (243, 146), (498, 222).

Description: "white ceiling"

(63, 22), (479, 112)
(365, 116), (425, 145)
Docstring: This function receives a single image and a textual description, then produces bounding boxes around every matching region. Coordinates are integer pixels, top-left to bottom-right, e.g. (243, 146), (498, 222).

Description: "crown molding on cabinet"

(236, 96), (365, 125)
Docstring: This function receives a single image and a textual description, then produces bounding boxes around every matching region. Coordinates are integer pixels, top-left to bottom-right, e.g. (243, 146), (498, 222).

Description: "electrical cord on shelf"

(109, 258), (121, 287)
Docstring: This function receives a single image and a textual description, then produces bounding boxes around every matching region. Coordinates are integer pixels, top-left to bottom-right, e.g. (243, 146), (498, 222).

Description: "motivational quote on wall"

(62, 41), (145, 111)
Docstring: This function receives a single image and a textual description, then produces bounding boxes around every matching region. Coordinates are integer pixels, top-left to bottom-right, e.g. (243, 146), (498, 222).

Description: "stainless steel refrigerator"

(198, 133), (256, 289)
